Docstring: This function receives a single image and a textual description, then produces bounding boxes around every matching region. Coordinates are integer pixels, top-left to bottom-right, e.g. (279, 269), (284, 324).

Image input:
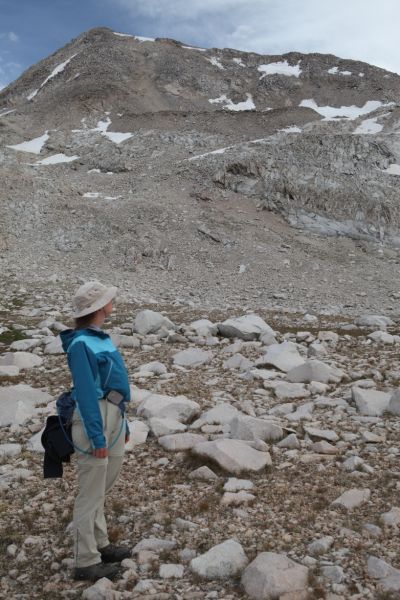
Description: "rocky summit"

(1, 26), (400, 600)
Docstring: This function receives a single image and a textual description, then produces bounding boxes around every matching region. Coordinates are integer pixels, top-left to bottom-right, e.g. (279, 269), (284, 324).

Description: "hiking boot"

(99, 544), (131, 563)
(73, 561), (120, 581)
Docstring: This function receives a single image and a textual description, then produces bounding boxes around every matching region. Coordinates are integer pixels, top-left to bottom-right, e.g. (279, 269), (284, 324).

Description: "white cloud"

(8, 32), (19, 43)
(108, 0), (400, 73)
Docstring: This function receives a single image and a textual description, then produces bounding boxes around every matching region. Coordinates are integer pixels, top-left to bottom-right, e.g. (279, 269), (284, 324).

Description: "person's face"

(102, 300), (113, 317)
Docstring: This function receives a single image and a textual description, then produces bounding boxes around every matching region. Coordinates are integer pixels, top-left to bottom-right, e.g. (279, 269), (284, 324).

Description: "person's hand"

(93, 447), (108, 458)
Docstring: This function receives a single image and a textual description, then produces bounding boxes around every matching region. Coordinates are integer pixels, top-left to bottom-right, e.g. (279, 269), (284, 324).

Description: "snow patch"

(206, 56), (224, 70)
(113, 32), (133, 37)
(27, 54), (78, 101)
(0, 109), (15, 117)
(382, 164), (400, 175)
(279, 126), (302, 133)
(233, 58), (246, 67)
(189, 146), (231, 161)
(94, 118), (133, 144)
(34, 154), (79, 165)
(182, 45), (206, 51)
(209, 93), (255, 111)
(299, 99), (392, 121)
(328, 66), (352, 76)
(7, 132), (49, 154)
(354, 117), (384, 134)
(359, 73), (365, 77)
(134, 36), (155, 42)
(258, 60), (301, 78)
(83, 192), (100, 198)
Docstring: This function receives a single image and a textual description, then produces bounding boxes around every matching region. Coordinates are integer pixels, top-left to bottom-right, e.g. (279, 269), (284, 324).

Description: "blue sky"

(1, 0), (399, 89)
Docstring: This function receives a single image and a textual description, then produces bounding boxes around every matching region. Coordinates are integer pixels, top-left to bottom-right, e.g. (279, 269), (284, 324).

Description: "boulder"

(388, 389), (400, 416)
(159, 563), (184, 579)
(194, 402), (241, 427)
(189, 319), (218, 337)
(125, 420), (149, 449)
(355, 315), (394, 329)
(223, 353), (254, 371)
(133, 310), (175, 335)
(221, 491), (256, 506)
(27, 429), (45, 453)
(149, 417), (187, 437)
(368, 331), (395, 344)
(286, 360), (343, 384)
(367, 556), (400, 592)
(218, 315), (274, 341)
(173, 348), (213, 368)
(224, 478), (254, 492)
(192, 439), (271, 474)
(190, 539), (248, 579)
(352, 387), (391, 416)
(273, 382), (310, 400)
(158, 433), (206, 451)
(230, 415), (283, 443)
(82, 577), (116, 600)
(0, 384), (52, 427)
(307, 536), (334, 556)
(0, 443), (22, 458)
(256, 342), (304, 372)
(133, 537), (177, 554)
(332, 488), (371, 510)
(304, 427), (339, 442)
(136, 393), (200, 423)
(0, 352), (43, 369)
(381, 507), (400, 527)
(43, 336), (63, 354)
(10, 339), (41, 351)
(137, 361), (167, 375)
(189, 466), (219, 481)
(0, 366), (20, 376)
(241, 552), (309, 600)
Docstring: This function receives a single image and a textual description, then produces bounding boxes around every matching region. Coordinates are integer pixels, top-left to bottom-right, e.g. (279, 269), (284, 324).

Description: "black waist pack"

(41, 415), (74, 478)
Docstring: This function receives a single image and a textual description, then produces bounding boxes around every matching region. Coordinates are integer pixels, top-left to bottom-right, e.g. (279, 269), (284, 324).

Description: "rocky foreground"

(1, 292), (400, 600)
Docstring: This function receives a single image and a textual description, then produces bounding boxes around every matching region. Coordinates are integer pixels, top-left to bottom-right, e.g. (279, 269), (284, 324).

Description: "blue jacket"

(60, 327), (130, 449)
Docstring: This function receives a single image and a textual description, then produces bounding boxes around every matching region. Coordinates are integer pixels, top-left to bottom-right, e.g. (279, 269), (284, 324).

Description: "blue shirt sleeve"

(67, 340), (106, 449)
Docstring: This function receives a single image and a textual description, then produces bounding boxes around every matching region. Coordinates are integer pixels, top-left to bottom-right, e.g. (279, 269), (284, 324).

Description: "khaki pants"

(72, 399), (125, 568)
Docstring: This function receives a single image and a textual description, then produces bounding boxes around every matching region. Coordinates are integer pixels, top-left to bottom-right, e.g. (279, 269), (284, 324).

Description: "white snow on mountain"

(113, 32), (133, 37)
(182, 45), (207, 51)
(209, 93), (255, 111)
(329, 66), (352, 75)
(34, 154), (79, 165)
(7, 132), (49, 154)
(27, 54), (78, 100)
(206, 57), (225, 70)
(300, 99), (391, 120)
(134, 36), (155, 42)
(94, 118), (133, 144)
(0, 109), (15, 117)
(354, 117), (384, 134)
(258, 60), (302, 78)
(233, 58), (246, 67)
(383, 164), (400, 175)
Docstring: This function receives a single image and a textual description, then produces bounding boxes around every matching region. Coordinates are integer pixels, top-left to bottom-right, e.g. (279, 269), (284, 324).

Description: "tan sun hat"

(73, 281), (117, 318)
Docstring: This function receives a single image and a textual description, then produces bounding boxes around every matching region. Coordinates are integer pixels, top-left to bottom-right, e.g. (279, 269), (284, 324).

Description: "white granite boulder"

(10, 339), (41, 351)
(149, 417), (187, 437)
(218, 315), (274, 341)
(241, 552), (309, 600)
(0, 366), (20, 377)
(192, 439), (271, 474)
(0, 352), (43, 369)
(173, 348), (213, 368)
(125, 420), (149, 449)
(286, 360), (343, 384)
(189, 319), (218, 337)
(190, 539), (248, 579)
(230, 415), (283, 443)
(388, 389), (400, 416)
(137, 361), (168, 376)
(355, 314), (394, 329)
(368, 331), (395, 344)
(367, 556), (400, 592)
(0, 384), (52, 427)
(133, 310), (175, 335)
(352, 387), (391, 416)
(256, 342), (304, 373)
(332, 488), (371, 510)
(0, 443), (22, 458)
(136, 393), (200, 423)
(193, 402), (241, 427)
(223, 353), (254, 371)
(158, 433), (206, 451)
(273, 382), (310, 400)
(43, 336), (63, 354)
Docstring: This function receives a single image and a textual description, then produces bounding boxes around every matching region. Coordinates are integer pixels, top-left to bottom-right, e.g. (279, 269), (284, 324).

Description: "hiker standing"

(60, 281), (131, 581)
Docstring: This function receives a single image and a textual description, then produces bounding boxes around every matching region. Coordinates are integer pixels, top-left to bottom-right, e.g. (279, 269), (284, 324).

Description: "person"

(60, 281), (132, 582)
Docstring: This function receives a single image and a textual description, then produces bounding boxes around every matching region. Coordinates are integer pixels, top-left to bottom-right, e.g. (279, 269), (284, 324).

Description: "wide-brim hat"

(73, 281), (117, 318)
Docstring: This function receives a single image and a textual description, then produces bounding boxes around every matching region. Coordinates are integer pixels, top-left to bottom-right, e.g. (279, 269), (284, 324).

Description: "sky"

(0, 0), (399, 90)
